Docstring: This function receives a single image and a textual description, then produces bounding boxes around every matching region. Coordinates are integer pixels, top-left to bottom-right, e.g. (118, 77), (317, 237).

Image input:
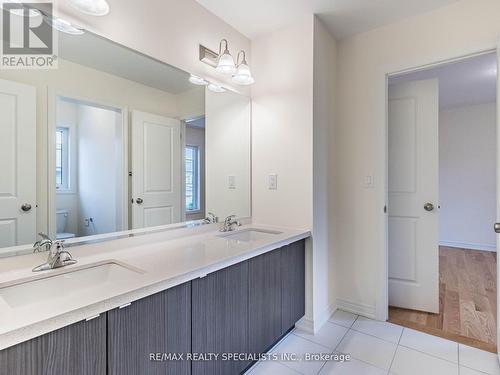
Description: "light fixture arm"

(236, 50), (247, 66)
(218, 39), (230, 57)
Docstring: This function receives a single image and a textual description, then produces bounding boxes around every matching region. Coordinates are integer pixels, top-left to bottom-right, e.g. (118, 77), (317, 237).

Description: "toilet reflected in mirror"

(55, 210), (75, 240)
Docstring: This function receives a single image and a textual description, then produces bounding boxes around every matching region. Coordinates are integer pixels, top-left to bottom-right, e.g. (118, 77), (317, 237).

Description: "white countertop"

(0, 223), (310, 350)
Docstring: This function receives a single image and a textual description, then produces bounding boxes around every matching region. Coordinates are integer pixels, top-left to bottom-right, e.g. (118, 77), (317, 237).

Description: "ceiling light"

(207, 83), (226, 93)
(67, 0), (110, 16)
(216, 39), (236, 74)
(2, 1), (41, 17)
(188, 74), (208, 86)
(45, 17), (85, 35)
(232, 50), (255, 85)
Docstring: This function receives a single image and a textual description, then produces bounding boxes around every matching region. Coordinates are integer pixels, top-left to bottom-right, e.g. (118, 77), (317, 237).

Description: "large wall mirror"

(0, 28), (251, 256)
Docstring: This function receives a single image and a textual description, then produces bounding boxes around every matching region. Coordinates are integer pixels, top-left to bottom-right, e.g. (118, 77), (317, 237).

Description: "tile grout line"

(387, 326), (404, 373)
(332, 318), (393, 373)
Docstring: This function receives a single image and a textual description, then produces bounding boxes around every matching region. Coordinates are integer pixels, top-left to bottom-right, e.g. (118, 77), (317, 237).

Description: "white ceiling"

(58, 31), (195, 94)
(195, 0), (458, 40)
(389, 52), (497, 110)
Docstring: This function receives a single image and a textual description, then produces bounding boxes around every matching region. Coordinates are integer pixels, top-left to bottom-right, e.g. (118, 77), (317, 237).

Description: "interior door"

(131, 110), (181, 229)
(388, 78), (439, 313)
(0, 79), (36, 248)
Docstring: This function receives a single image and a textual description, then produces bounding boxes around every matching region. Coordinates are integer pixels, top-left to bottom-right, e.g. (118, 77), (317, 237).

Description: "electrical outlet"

(228, 175), (236, 189)
(268, 174), (278, 190)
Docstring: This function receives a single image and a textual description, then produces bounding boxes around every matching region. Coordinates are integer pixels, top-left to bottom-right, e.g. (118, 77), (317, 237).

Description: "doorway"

(386, 52), (498, 352)
(53, 95), (126, 239)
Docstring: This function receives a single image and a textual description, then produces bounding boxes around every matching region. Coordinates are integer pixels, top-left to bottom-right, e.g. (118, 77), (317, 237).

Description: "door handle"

(424, 202), (435, 212)
(135, 198), (143, 204)
(494, 223), (500, 233)
(21, 203), (32, 212)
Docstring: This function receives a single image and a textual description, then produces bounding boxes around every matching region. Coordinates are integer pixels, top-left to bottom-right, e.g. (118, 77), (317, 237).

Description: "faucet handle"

(38, 232), (51, 240)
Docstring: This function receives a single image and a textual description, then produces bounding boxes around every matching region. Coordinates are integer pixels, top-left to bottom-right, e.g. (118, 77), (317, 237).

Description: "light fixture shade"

(232, 62), (255, 85)
(207, 83), (226, 93)
(188, 74), (208, 86)
(216, 52), (236, 74)
(67, 0), (110, 16)
(46, 17), (85, 35)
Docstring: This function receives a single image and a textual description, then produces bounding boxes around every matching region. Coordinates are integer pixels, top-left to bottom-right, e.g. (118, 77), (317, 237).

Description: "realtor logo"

(1, 2), (58, 69)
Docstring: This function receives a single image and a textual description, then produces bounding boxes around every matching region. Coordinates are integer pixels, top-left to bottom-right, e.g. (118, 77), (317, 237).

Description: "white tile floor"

(245, 310), (500, 375)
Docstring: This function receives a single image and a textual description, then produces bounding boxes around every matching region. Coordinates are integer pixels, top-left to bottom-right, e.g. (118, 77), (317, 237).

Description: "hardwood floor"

(389, 246), (497, 353)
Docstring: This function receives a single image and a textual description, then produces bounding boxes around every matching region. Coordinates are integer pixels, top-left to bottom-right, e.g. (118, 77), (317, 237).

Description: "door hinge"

(384, 205), (387, 214)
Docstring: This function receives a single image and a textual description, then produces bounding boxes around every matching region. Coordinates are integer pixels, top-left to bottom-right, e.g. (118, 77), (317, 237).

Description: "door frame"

(47, 88), (129, 238)
(382, 48), (498, 322)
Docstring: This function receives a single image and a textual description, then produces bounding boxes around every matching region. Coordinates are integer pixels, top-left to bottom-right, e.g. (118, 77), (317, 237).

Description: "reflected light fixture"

(216, 39), (236, 74)
(232, 50), (255, 85)
(67, 0), (110, 16)
(45, 17), (85, 35)
(207, 83), (226, 93)
(188, 74), (208, 86)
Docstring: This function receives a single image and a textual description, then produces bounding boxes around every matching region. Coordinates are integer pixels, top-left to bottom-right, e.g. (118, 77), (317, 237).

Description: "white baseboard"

(336, 298), (376, 319)
(295, 303), (337, 334)
(439, 240), (496, 252)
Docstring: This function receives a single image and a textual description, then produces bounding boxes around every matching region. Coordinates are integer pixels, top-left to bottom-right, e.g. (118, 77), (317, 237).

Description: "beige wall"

(439, 102), (496, 252)
(251, 15), (338, 331)
(56, 0), (251, 94)
(334, 0), (500, 319)
(0, 58), (203, 240)
(312, 17), (337, 329)
(205, 89), (251, 219)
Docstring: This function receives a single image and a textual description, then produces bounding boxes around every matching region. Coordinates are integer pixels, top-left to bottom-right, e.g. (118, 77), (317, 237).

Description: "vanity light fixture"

(232, 50), (255, 85)
(207, 83), (226, 93)
(216, 39), (236, 74)
(45, 17), (85, 35)
(188, 74), (209, 86)
(67, 0), (110, 16)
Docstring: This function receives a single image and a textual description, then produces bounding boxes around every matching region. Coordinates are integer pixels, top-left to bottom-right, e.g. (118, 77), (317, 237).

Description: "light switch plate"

(228, 175), (236, 189)
(268, 174), (278, 190)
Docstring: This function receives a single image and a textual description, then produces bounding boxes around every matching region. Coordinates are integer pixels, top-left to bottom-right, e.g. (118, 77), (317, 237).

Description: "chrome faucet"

(203, 212), (218, 224)
(32, 233), (77, 272)
(220, 215), (241, 232)
(33, 232), (53, 253)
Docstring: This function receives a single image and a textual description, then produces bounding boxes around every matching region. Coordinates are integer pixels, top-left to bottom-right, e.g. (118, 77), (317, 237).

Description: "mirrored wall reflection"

(0, 29), (251, 256)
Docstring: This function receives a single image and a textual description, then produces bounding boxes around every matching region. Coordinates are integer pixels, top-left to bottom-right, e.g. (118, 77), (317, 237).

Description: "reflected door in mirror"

(131, 111), (182, 228)
(0, 79), (36, 248)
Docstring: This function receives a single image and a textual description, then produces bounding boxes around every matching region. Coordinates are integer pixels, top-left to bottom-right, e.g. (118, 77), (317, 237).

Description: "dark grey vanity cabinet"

(0, 239), (306, 375)
(0, 314), (106, 375)
(281, 240), (306, 332)
(248, 240), (306, 355)
(248, 248), (283, 355)
(107, 282), (191, 375)
(192, 261), (250, 375)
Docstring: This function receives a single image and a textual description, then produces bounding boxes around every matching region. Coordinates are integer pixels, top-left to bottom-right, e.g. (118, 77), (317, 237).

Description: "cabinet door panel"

(0, 315), (106, 375)
(281, 240), (306, 332)
(192, 261), (249, 375)
(248, 249), (282, 355)
(107, 282), (191, 375)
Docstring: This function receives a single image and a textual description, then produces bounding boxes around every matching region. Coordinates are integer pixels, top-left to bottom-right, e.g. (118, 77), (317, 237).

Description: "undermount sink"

(217, 228), (282, 243)
(0, 261), (144, 309)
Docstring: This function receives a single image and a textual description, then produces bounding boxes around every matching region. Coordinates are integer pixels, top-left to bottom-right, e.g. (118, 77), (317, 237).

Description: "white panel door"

(0, 79), (36, 248)
(131, 110), (181, 229)
(388, 79), (439, 313)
